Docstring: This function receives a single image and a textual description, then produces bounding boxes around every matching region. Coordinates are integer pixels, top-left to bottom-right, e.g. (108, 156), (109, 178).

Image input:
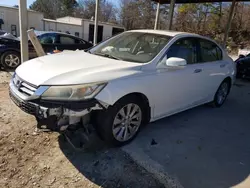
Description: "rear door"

(77, 38), (93, 50)
(196, 38), (226, 98)
(38, 33), (58, 54)
(57, 34), (76, 51)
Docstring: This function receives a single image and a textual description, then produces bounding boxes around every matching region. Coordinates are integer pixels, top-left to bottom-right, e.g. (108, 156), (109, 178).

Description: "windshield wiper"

(93, 52), (122, 60)
(85, 49), (92, 53)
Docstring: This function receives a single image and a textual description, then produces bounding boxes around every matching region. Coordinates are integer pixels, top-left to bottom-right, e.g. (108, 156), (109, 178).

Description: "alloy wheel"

(112, 103), (142, 142)
(5, 54), (20, 68)
(216, 82), (229, 105)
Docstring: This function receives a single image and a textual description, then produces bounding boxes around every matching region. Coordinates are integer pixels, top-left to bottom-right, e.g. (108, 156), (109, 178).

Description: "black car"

(0, 30), (7, 35)
(235, 53), (250, 79)
(0, 31), (93, 69)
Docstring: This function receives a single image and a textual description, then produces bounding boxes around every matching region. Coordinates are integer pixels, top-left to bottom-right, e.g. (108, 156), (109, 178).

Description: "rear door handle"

(220, 64), (226, 68)
(194, 69), (202, 73)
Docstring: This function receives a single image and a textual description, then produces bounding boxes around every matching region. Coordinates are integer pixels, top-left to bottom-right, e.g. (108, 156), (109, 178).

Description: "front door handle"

(194, 69), (202, 73)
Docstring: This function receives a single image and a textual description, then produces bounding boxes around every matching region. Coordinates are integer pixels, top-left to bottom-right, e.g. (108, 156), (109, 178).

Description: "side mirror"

(166, 57), (187, 67)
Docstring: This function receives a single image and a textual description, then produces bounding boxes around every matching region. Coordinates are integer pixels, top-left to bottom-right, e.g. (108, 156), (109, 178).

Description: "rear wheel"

(96, 96), (146, 146)
(1, 51), (21, 70)
(212, 80), (230, 107)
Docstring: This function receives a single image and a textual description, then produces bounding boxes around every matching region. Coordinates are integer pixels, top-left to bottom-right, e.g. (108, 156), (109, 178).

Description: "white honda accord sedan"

(9, 30), (236, 146)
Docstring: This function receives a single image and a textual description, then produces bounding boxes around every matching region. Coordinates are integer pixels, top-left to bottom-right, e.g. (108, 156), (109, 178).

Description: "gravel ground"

(0, 71), (164, 188)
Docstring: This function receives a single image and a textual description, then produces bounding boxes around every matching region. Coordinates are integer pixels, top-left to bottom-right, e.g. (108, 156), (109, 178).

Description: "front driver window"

(167, 38), (197, 64)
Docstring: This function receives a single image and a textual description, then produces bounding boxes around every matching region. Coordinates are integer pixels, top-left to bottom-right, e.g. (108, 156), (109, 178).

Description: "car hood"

(0, 33), (20, 41)
(16, 51), (143, 86)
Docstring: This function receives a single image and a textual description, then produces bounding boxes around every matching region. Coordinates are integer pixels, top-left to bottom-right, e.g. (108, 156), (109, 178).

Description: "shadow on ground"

(57, 133), (164, 188)
(58, 80), (250, 188)
(123, 80), (250, 188)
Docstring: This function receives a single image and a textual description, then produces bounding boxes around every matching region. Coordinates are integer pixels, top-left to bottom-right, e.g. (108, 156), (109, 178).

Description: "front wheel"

(212, 80), (230, 107)
(96, 96), (145, 146)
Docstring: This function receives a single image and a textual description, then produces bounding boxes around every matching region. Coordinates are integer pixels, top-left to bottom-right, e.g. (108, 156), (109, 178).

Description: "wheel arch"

(112, 92), (151, 124)
(1, 48), (20, 55)
(223, 76), (232, 89)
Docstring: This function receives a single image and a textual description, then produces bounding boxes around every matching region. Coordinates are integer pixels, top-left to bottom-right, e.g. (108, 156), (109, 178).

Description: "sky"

(0, 0), (35, 7)
(0, 0), (119, 8)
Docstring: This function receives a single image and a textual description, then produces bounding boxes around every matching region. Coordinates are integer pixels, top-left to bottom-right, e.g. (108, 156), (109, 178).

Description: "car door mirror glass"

(166, 57), (187, 67)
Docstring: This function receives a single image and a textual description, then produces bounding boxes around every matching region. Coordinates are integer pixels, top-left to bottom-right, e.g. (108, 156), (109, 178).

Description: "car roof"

(126, 29), (200, 37)
(126, 29), (223, 48)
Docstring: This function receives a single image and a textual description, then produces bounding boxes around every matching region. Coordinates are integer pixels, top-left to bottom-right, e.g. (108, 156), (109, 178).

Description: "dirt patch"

(0, 71), (163, 188)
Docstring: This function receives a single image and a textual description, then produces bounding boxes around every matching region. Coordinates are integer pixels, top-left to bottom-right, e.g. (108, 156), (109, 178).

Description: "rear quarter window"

(199, 39), (222, 63)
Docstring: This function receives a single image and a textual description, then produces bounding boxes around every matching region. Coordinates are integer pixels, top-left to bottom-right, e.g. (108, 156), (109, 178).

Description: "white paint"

(56, 16), (82, 25)
(16, 50), (142, 86)
(15, 30), (236, 122)
(166, 57), (187, 66)
(128, 29), (190, 37)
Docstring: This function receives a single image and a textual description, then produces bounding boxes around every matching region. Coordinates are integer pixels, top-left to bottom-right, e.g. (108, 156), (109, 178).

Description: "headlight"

(41, 83), (107, 101)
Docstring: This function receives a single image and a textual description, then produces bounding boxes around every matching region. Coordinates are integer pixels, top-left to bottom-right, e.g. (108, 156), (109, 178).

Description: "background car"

(0, 31), (93, 69)
(235, 53), (250, 78)
(0, 30), (7, 36)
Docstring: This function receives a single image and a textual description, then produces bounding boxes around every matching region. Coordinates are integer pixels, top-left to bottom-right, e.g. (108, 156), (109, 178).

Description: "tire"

(96, 96), (147, 146)
(212, 80), (231, 107)
(1, 50), (21, 70)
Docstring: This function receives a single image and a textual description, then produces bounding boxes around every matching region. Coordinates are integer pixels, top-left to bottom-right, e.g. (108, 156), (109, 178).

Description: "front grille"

(9, 91), (37, 115)
(13, 74), (37, 96)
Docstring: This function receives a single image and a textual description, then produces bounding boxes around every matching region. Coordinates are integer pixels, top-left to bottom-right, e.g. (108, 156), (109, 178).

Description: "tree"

(173, 2), (250, 48)
(175, 3), (223, 35)
(75, 0), (117, 23)
(119, 0), (157, 30)
(30, 0), (78, 19)
(61, 0), (78, 17)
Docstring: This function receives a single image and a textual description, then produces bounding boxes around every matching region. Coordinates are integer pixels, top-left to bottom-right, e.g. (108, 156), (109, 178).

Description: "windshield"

(90, 32), (172, 63)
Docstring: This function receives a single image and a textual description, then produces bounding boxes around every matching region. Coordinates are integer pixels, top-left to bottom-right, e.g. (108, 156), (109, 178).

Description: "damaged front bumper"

(9, 78), (107, 131)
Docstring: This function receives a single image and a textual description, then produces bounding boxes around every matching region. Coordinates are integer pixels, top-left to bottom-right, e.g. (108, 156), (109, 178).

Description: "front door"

(154, 37), (207, 118)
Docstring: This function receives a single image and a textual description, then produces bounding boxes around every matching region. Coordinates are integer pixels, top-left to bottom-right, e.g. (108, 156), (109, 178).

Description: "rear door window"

(199, 39), (222, 63)
(59, 35), (76, 44)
